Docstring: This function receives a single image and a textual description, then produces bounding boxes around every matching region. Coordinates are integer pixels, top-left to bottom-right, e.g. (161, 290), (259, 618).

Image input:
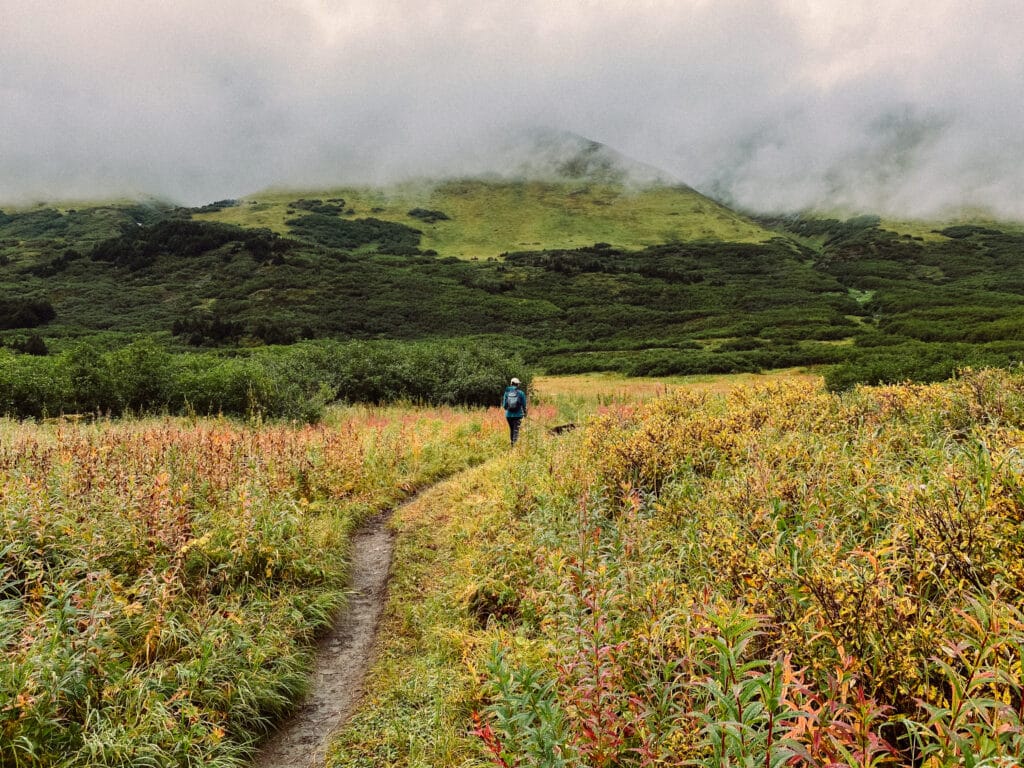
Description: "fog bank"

(2, 0), (1022, 217)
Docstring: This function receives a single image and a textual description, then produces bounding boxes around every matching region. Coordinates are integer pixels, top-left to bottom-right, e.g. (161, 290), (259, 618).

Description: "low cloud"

(2, 0), (1022, 218)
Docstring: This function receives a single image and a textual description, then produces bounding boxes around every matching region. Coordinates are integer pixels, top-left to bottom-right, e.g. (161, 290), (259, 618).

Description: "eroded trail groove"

(255, 508), (396, 768)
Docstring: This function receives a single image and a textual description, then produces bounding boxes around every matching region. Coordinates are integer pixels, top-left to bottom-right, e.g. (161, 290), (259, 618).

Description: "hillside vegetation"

(194, 181), (772, 257)
(2, 186), (1024, 413)
(5, 136), (1024, 768)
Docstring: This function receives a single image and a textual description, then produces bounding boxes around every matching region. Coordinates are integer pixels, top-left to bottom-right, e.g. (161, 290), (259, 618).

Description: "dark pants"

(507, 416), (523, 445)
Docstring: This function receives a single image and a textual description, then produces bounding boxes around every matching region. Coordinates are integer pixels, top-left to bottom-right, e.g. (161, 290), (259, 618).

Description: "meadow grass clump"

(467, 368), (1024, 766)
(0, 404), (505, 767)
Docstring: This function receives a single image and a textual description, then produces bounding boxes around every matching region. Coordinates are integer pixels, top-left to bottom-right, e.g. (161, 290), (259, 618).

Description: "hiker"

(502, 377), (527, 446)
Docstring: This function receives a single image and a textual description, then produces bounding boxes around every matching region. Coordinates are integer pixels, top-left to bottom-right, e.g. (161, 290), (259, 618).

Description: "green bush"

(408, 207), (451, 223)
(0, 339), (530, 421)
(285, 214), (423, 254)
(0, 350), (70, 417)
(0, 297), (56, 330)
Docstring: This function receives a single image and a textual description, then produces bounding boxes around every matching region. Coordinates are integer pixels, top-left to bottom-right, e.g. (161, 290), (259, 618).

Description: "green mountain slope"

(195, 179), (773, 258)
(3, 171), (1024, 392)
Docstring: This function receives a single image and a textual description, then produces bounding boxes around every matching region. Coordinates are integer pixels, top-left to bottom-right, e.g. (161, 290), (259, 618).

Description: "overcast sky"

(2, 0), (1023, 217)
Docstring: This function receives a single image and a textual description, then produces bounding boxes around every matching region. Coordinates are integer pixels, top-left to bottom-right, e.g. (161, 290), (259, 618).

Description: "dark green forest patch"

(407, 207), (451, 223)
(285, 213), (424, 254)
(0, 297), (56, 330)
(90, 219), (295, 270)
(288, 198), (348, 215)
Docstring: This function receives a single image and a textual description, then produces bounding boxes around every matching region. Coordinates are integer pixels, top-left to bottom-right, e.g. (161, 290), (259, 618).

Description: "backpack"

(505, 389), (522, 411)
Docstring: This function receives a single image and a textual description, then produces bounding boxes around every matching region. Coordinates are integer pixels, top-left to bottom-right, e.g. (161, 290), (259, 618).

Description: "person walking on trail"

(502, 377), (527, 446)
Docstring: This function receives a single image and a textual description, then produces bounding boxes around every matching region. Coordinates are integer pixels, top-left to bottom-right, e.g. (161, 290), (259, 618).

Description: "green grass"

(196, 180), (773, 259)
(326, 462), (503, 768)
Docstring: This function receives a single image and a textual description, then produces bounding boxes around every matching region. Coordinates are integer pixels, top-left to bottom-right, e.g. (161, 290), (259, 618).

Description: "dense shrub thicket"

(288, 198), (347, 215)
(407, 207), (451, 223)
(823, 340), (1024, 390)
(0, 339), (531, 421)
(190, 199), (239, 213)
(4, 202), (1024, 389)
(0, 297), (55, 329)
(0, 332), (48, 355)
(91, 219), (295, 270)
(285, 213), (424, 254)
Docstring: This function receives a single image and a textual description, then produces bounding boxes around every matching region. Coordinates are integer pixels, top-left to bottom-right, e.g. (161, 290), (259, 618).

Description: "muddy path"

(254, 507), (397, 768)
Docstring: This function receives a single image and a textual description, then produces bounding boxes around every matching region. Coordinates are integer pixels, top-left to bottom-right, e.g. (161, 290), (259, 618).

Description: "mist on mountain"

(3, 0), (1022, 218)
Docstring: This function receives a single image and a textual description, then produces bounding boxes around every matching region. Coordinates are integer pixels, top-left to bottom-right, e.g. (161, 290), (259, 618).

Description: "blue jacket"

(502, 386), (527, 418)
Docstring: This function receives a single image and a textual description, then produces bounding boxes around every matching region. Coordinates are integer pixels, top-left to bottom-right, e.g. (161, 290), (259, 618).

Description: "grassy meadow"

(194, 181), (772, 259)
(330, 369), (1024, 768)
(0, 405), (506, 767)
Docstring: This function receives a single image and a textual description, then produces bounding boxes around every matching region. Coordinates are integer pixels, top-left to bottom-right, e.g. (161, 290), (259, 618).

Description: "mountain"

(475, 127), (675, 186)
(190, 128), (774, 258)
(194, 178), (771, 260)
(2, 135), (1024, 390)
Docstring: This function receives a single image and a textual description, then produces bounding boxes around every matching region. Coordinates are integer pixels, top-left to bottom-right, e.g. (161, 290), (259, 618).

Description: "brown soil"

(254, 509), (396, 768)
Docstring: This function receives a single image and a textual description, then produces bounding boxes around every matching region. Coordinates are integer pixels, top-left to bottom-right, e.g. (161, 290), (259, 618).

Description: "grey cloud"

(1, 0), (1022, 218)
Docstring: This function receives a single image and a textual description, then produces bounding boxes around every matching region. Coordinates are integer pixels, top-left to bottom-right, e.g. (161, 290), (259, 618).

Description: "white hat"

(510, 377), (520, 385)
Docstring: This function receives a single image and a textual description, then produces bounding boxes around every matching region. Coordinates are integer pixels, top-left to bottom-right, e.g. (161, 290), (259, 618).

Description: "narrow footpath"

(254, 507), (398, 768)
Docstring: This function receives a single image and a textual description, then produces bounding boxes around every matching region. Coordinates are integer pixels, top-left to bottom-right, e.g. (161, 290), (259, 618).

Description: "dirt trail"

(254, 508), (396, 768)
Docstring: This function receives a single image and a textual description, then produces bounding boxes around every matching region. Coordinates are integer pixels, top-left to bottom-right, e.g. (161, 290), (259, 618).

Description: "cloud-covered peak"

(2, 1), (1022, 217)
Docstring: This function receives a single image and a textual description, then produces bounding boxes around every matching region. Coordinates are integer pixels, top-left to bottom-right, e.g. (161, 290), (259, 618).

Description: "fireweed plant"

(470, 369), (1024, 767)
(0, 405), (505, 767)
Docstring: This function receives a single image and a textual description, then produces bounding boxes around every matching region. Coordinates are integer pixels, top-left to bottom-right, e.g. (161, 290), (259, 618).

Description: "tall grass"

(469, 368), (1024, 766)
(0, 405), (505, 767)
